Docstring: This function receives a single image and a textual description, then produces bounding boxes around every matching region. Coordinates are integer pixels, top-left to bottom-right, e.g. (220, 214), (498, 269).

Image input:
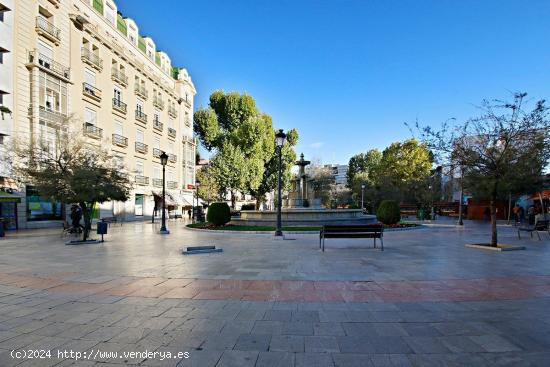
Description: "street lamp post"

(159, 151), (169, 234)
(195, 180), (201, 223)
(458, 163), (464, 226)
(274, 129), (286, 237)
(361, 184), (365, 211)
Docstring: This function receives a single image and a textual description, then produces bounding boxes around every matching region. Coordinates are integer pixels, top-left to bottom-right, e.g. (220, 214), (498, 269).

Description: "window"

(185, 111), (190, 126)
(136, 99), (143, 113)
(168, 118), (174, 129)
(154, 110), (160, 122)
(153, 166), (161, 179)
(135, 194), (144, 216)
(39, 71), (67, 113)
(136, 129), (144, 143)
(135, 161), (144, 175)
(38, 40), (53, 59)
(114, 121), (123, 135)
(168, 142), (174, 154)
(85, 108), (97, 126)
(154, 137), (160, 150)
(105, 2), (116, 25)
(167, 170), (174, 182)
(113, 86), (122, 102)
(84, 68), (96, 87)
(26, 186), (62, 221)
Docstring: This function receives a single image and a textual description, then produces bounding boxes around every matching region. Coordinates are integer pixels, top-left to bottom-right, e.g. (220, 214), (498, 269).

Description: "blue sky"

(116, 0), (550, 164)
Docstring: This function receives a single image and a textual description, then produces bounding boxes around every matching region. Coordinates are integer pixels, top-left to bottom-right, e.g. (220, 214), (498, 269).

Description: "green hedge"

(206, 202), (231, 226)
(240, 204), (255, 210)
(377, 200), (401, 224)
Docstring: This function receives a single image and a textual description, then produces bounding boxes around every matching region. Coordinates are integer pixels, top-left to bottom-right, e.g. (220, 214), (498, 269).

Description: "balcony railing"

(111, 68), (128, 86)
(28, 51), (70, 80)
(168, 154), (177, 163)
(112, 134), (128, 147)
(83, 123), (103, 139)
(182, 135), (196, 145)
(152, 178), (163, 187)
(135, 175), (149, 186)
(81, 47), (103, 71)
(82, 83), (101, 101)
(153, 148), (162, 158)
(134, 110), (147, 124)
(112, 98), (127, 114)
(153, 96), (165, 110)
(167, 127), (176, 138)
(134, 84), (148, 99)
(167, 181), (178, 189)
(183, 98), (192, 108)
(37, 105), (67, 126)
(135, 142), (148, 154)
(36, 16), (61, 45)
(168, 106), (177, 118)
(153, 119), (163, 131)
(47, 0), (60, 8)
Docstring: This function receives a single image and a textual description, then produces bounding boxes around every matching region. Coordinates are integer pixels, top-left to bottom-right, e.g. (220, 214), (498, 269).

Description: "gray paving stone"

(264, 310), (292, 322)
(403, 336), (451, 354)
(332, 353), (374, 367)
(292, 311), (320, 323)
(337, 336), (376, 354)
(176, 349), (222, 367)
(437, 335), (486, 353)
(304, 336), (339, 353)
(470, 334), (522, 352)
(368, 337), (413, 354)
(313, 323), (346, 336)
(255, 351), (295, 367)
(400, 323), (441, 337)
(234, 334), (271, 351)
(295, 352), (334, 367)
(200, 332), (240, 350)
(369, 354), (413, 367)
(216, 350), (258, 367)
(282, 322), (314, 336)
(269, 335), (304, 352)
(81, 326), (127, 342)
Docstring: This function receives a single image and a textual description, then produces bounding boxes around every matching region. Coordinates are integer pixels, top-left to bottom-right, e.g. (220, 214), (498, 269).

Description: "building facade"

(3, 0), (196, 229)
(324, 164), (348, 187)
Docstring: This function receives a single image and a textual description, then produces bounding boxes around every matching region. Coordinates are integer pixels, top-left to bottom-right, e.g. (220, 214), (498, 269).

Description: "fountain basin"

(231, 209), (377, 226)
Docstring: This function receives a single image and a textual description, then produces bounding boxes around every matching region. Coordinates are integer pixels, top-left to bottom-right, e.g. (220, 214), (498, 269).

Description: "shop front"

(0, 191), (21, 231)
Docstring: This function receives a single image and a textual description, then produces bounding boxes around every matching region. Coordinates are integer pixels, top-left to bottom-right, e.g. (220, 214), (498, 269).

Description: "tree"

(194, 91), (298, 208)
(347, 149), (381, 187)
(416, 93), (550, 246)
(196, 165), (220, 204)
(308, 164), (335, 208)
(10, 124), (131, 241)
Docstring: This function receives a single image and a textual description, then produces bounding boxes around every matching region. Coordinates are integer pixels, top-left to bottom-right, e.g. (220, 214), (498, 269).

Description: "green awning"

(0, 192), (21, 203)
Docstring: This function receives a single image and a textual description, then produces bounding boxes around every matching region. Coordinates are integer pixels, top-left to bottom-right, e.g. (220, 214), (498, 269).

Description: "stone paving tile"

(176, 349), (223, 367)
(402, 336), (451, 354)
(255, 351), (295, 367)
(437, 335), (486, 353)
(313, 322), (346, 336)
(331, 353), (374, 367)
(216, 350), (258, 367)
(295, 352), (334, 367)
(469, 334), (523, 352)
(282, 322), (314, 336)
(304, 336), (340, 353)
(200, 332), (240, 350)
(337, 336), (376, 354)
(369, 354), (412, 367)
(263, 310), (292, 322)
(234, 333), (271, 351)
(269, 335), (304, 353)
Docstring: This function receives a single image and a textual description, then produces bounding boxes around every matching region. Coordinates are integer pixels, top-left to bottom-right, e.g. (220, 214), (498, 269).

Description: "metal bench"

(320, 225), (384, 252)
(100, 216), (121, 227)
(517, 219), (550, 240)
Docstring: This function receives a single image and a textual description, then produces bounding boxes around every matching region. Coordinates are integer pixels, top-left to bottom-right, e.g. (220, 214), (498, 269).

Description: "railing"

(152, 178), (163, 187)
(182, 135), (196, 145)
(38, 105), (67, 125)
(168, 106), (177, 118)
(135, 142), (148, 154)
(153, 96), (165, 110)
(81, 47), (103, 70)
(47, 0), (60, 7)
(82, 83), (101, 100)
(112, 98), (127, 114)
(167, 127), (176, 138)
(153, 119), (163, 131)
(83, 123), (103, 139)
(111, 67), (128, 86)
(135, 175), (149, 185)
(167, 181), (178, 189)
(153, 148), (162, 158)
(28, 51), (70, 80)
(168, 153), (177, 163)
(36, 16), (61, 43)
(183, 98), (192, 108)
(135, 110), (147, 123)
(112, 134), (128, 147)
(134, 84), (148, 99)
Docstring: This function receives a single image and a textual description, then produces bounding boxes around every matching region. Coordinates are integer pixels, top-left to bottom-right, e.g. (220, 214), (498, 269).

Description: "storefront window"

(135, 194), (144, 216)
(26, 187), (62, 221)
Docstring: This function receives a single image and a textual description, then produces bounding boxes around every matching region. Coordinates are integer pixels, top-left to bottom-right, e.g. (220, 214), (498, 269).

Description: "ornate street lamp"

(275, 129), (287, 237)
(361, 183), (365, 211)
(194, 180), (201, 223)
(159, 151), (169, 234)
(458, 163), (464, 226)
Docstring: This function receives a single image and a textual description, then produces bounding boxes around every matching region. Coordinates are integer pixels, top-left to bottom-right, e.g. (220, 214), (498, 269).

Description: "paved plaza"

(0, 221), (549, 366)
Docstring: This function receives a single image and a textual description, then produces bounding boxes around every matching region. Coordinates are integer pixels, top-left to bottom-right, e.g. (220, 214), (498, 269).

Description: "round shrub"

(240, 203), (256, 210)
(207, 202), (231, 226)
(376, 200), (401, 225)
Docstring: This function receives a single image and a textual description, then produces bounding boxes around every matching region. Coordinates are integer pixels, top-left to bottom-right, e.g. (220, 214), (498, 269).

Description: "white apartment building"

(2, 0), (196, 229)
(324, 164), (348, 187)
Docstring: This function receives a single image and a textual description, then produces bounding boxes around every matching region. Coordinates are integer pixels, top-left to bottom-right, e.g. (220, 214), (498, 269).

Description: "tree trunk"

(490, 183), (498, 247)
(255, 197), (261, 210)
(80, 202), (92, 241)
(230, 191), (236, 209)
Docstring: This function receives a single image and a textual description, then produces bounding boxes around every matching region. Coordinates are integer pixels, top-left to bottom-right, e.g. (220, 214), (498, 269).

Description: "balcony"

(27, 51), (70, 81)
(167, 127), (176, 138)
(47, 0), (60, 7)
(135, 110), (147, 124)
(167, 181), (178, 189)
(135, 175), (149, 186)
(152, 178), (163, 188)
(111, 68), (128, 87)
(153, 119), (163, 132)
(168, 154), (177, 163)
(82, 83), (101, 101)
(134, 84), (148, 100)
(182, 135), (196, 145)
(153, 148), (162, 158)
(37, 105), (67, 126)
(153, 96), (165, 110)
(112, 98), (127, 114)
(81, 47), (103, 71)
(168, 106), (177, 118)
(135, 142), (148, 154)
(112, 134), (128, 147)
(183, 97), (192, 108)
(83, 123), (103, 140)
(36, 16), (61, 45)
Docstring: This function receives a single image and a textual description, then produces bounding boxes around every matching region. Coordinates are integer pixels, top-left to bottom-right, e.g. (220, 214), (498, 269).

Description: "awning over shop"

(152, 190), (178, 206)
(0, 191), (22, 203)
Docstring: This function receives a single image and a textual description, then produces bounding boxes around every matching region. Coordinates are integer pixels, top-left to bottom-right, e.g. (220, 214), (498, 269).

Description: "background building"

(2, 0), (196, 229)
(324, 164), (348, 187)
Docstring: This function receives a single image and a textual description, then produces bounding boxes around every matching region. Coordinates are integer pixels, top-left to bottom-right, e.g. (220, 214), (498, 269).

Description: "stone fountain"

(231, 153), (377, 227)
